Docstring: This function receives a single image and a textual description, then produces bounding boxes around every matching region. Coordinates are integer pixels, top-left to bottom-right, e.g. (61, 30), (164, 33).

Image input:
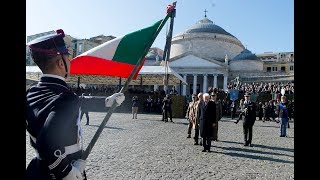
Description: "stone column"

(174, 85), (179, 94)
(182, 74), (187, 96)
(203, 74), (208, 93)
(213, 74), (217, 89)
(154, 85), (158, 92)
(193, 74), (197, 94)
(223, 75), (228, 91)
(164, 85), (168, 94)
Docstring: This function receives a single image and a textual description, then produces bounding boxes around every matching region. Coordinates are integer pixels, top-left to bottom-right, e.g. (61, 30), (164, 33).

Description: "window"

(78, 43), (83, 53)
(272, 67), (278, 72)
(267, 67), (271, 72)
(290, 66), (294, 71)
(87, 44), (92, 50)
(281, 66), (286, 72)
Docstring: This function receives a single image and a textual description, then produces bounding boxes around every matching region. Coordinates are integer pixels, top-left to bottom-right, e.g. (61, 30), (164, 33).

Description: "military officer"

(241, 93), (257, 147)
(162, 94), (173, 122)
(26, 29), (125, 180)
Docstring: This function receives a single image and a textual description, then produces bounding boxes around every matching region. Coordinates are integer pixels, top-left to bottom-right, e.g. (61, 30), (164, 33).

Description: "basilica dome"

(232, 49), (259, 61)
(229, 49), (263, 71)
(185, 18), (235, 37)
(170, 16), (245, 62)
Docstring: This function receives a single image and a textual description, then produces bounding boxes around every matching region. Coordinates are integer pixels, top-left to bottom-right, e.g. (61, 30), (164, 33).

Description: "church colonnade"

(152, 73), (228, 95)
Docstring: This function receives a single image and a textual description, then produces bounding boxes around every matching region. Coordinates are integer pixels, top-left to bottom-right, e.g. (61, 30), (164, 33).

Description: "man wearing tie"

(199, 93), (217, 152)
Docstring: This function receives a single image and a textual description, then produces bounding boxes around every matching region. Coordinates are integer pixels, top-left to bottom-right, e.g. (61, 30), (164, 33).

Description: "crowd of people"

(227, 81), (294, 95)
(184, 85), (293, 152)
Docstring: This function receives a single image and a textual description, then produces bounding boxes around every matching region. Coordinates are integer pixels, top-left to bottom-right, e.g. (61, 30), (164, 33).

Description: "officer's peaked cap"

(27, 29), (70, 55)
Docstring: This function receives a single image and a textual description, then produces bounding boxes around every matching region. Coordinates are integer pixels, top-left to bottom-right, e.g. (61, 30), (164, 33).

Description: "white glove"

(72, 159), (86, 174)
(62, 165), (83, 180)
(105, 93), (125, 107)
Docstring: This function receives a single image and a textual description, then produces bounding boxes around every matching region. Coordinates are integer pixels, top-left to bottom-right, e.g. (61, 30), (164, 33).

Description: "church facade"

(145, 16), (294, 95)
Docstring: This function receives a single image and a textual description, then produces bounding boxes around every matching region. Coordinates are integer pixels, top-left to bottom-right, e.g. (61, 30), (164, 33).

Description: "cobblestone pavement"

(26, 112), (294, 180)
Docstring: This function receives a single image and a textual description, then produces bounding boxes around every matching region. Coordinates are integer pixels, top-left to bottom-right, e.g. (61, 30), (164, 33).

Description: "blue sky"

(26, 0), (293, 54)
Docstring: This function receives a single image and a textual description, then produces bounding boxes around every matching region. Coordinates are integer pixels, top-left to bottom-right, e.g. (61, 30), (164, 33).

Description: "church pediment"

(169, 54), (224, 68)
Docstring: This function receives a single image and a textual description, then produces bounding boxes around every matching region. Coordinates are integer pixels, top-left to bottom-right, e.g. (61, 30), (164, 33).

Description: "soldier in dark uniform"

(26, 29), (125, 180)
(241, 93), (256, 147)
(162, 94), (173, 122)
(80, 93), (90, 125)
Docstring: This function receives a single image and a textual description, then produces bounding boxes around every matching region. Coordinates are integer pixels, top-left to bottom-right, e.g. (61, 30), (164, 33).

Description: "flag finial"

(167, 2), (177, 14)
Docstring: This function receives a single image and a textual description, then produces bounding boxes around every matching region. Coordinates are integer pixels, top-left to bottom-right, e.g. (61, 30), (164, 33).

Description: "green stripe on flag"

(113, 19), (163, 65)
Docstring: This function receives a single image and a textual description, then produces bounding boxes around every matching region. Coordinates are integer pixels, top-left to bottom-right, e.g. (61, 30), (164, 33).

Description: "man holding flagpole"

(26, 3), (176, 179)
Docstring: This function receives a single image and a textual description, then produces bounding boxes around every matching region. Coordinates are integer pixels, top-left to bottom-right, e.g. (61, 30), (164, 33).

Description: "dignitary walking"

(199, 93), (217, 152)
(195, 93), (204, 146)
(186, 94), (197, 139)
(210, 88), (222, 142)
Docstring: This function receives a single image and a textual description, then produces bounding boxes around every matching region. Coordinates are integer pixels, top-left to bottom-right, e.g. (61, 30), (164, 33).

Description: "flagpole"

(82, 2), (176, 160)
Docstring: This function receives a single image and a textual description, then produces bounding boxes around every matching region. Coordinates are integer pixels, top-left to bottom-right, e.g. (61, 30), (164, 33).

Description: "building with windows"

(26, 15), (293, 96)
(26, 32), (115, 65)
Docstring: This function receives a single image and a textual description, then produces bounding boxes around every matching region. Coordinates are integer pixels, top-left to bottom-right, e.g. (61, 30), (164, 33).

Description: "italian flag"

(70, 14), (170, 79)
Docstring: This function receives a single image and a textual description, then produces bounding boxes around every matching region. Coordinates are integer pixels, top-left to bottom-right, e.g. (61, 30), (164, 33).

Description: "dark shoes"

(234, 121), (239, 124)
(86, 123), (89, 125)
(202, 149), (211, 152)
(187, 135), (191, 138)
(194, 142), (199, 145)
(244, 142), (253, 147)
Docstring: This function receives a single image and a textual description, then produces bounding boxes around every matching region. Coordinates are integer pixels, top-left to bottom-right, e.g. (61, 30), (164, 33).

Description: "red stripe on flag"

(70, 56), (144, 79)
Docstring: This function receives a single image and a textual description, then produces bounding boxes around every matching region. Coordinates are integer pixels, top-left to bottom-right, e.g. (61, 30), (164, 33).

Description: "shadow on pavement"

(257, 125), (280, 128)
(86, 124), (125, 130)
(209, 149), (294, 164)
(213, 145), (294, 158)
(219, 140), (294, 153)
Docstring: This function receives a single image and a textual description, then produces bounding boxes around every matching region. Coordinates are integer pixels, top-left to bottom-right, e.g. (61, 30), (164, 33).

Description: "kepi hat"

(27, 29), (70, 55)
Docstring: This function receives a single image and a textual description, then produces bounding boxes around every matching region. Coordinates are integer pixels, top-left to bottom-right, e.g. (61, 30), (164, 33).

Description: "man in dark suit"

(199, 93), (217, 152)
(210, 89), (222, 142)
(242, 93), (257, 147)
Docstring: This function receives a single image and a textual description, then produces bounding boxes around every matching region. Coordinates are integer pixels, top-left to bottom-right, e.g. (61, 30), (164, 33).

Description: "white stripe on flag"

(78, 36), (123, 60)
